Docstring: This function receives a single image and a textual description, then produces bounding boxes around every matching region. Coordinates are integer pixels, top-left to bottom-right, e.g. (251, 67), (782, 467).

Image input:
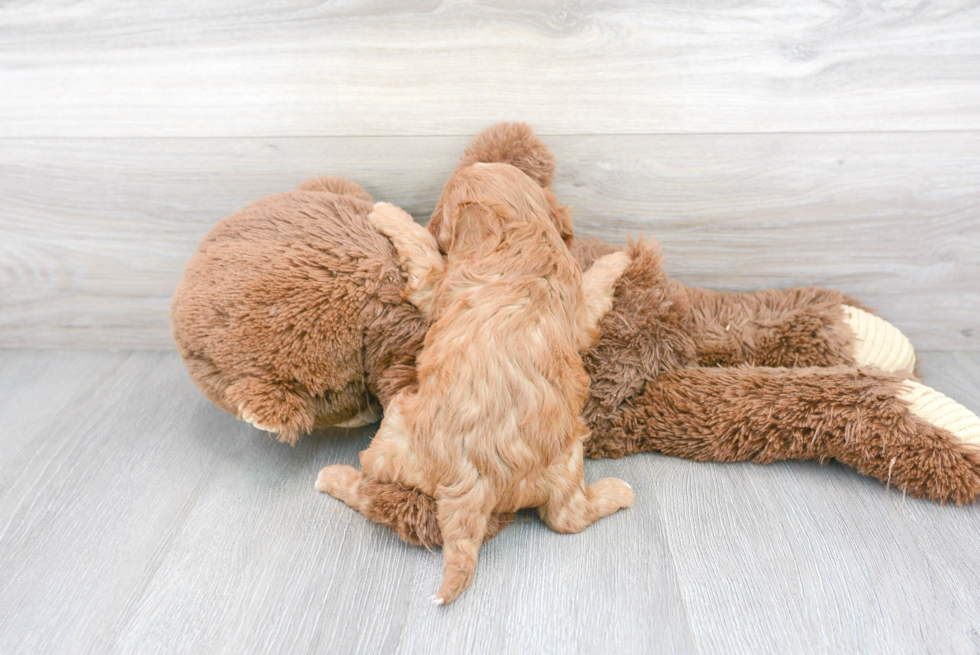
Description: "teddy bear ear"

(457, 122), (556, 189)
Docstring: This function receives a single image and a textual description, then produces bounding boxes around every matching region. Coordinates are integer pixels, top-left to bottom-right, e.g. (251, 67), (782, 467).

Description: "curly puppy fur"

(317, 164), (633, 604)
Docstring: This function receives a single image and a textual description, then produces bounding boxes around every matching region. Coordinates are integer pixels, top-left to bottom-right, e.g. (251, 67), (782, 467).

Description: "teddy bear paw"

(897, 380), (980, 447)
(841, 305), (916, 374)
(238, 404), (279, 433)
(330, 404), (383, 428)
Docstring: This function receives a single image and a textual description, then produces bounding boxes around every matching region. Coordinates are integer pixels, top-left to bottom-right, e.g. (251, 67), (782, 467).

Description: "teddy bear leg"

(895, 381), (980, 447)
(599, 365), (980, 504)
(682, 286), (916, 373)
(839, 304), (917, 374)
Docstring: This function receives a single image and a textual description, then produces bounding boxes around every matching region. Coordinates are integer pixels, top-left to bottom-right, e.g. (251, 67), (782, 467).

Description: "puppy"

(317, 163), (634, 604)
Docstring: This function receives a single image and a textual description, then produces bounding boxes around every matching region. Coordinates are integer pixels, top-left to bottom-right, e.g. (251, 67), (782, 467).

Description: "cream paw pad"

(331, 405), (383, 428)
(238, 404), (278, 433)
(897, 380), (980, 447)
(841, 305), (916, 374)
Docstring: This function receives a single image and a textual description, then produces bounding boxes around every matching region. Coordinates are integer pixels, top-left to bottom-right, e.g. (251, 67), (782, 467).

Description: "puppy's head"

(430, 163), (573, 256)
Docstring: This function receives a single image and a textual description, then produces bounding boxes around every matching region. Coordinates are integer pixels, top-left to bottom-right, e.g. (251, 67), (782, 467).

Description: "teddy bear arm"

(592, 365), (980, 504)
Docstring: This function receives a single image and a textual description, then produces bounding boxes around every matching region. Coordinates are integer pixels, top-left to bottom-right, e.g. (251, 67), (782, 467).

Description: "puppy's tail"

(432, 490), (493, 606)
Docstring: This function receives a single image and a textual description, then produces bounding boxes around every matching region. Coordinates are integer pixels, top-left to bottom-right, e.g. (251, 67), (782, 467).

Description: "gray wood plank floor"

(1, 350), (979, 654)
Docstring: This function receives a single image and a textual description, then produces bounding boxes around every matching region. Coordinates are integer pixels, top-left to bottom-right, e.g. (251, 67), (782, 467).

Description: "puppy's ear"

(544, 189), (574, 246)
(427, 202), (446, 252)
(438, 200), (506, 255)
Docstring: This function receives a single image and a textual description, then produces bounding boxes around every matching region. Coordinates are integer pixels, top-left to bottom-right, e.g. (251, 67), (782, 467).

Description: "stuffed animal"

(171, 123), (980, 548)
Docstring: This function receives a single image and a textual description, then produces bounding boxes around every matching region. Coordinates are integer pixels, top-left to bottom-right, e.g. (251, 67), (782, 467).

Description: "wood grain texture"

(1, 350), (979, 654)
(2, 1), (980, 137)
(1, 133), (977, 349)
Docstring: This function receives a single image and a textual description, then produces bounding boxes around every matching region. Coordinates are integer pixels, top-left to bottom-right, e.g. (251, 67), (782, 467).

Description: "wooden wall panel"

(2, 1), (980, 137)
(1, 133), (977, 349)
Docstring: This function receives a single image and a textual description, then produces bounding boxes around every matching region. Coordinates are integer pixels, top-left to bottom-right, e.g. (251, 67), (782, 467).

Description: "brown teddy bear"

(171, 123), (980, 547)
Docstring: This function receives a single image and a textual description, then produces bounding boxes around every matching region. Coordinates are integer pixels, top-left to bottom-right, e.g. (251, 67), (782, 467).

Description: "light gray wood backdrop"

(1, 0), (979, 349)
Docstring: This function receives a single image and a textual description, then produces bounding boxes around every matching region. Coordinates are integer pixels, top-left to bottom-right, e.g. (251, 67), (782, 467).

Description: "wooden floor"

(1, 349), (979, 654)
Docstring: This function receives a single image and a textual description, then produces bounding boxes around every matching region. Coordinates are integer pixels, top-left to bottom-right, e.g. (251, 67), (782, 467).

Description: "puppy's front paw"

(579, 250), (634, 342)
(368, 202), (416, 236)
(595, 250), (633, 282)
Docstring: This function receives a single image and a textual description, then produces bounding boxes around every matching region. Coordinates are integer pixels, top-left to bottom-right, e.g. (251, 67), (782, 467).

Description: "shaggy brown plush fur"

(619, 366), (980, 504)
(171, 122), (980, 550)
(171, 176), (428, 443)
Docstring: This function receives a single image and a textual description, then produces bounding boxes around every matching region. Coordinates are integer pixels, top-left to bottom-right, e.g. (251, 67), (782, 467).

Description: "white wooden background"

(1, 0), (979, 349)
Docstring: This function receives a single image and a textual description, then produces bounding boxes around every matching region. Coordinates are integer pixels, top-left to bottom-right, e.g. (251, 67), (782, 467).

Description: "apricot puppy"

(317, 163), (634, 604)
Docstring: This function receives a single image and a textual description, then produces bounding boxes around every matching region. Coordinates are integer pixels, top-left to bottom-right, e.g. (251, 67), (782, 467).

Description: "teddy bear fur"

(171, 123), (980, 548)
(171, 176), (427, 442)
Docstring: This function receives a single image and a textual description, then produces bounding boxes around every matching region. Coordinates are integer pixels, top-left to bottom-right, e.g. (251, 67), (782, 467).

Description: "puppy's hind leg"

(316, 465), (371, 514)
(539, 441), (634, 534)
(317, 393), (419, 517)
(432, 484), (492, 606)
